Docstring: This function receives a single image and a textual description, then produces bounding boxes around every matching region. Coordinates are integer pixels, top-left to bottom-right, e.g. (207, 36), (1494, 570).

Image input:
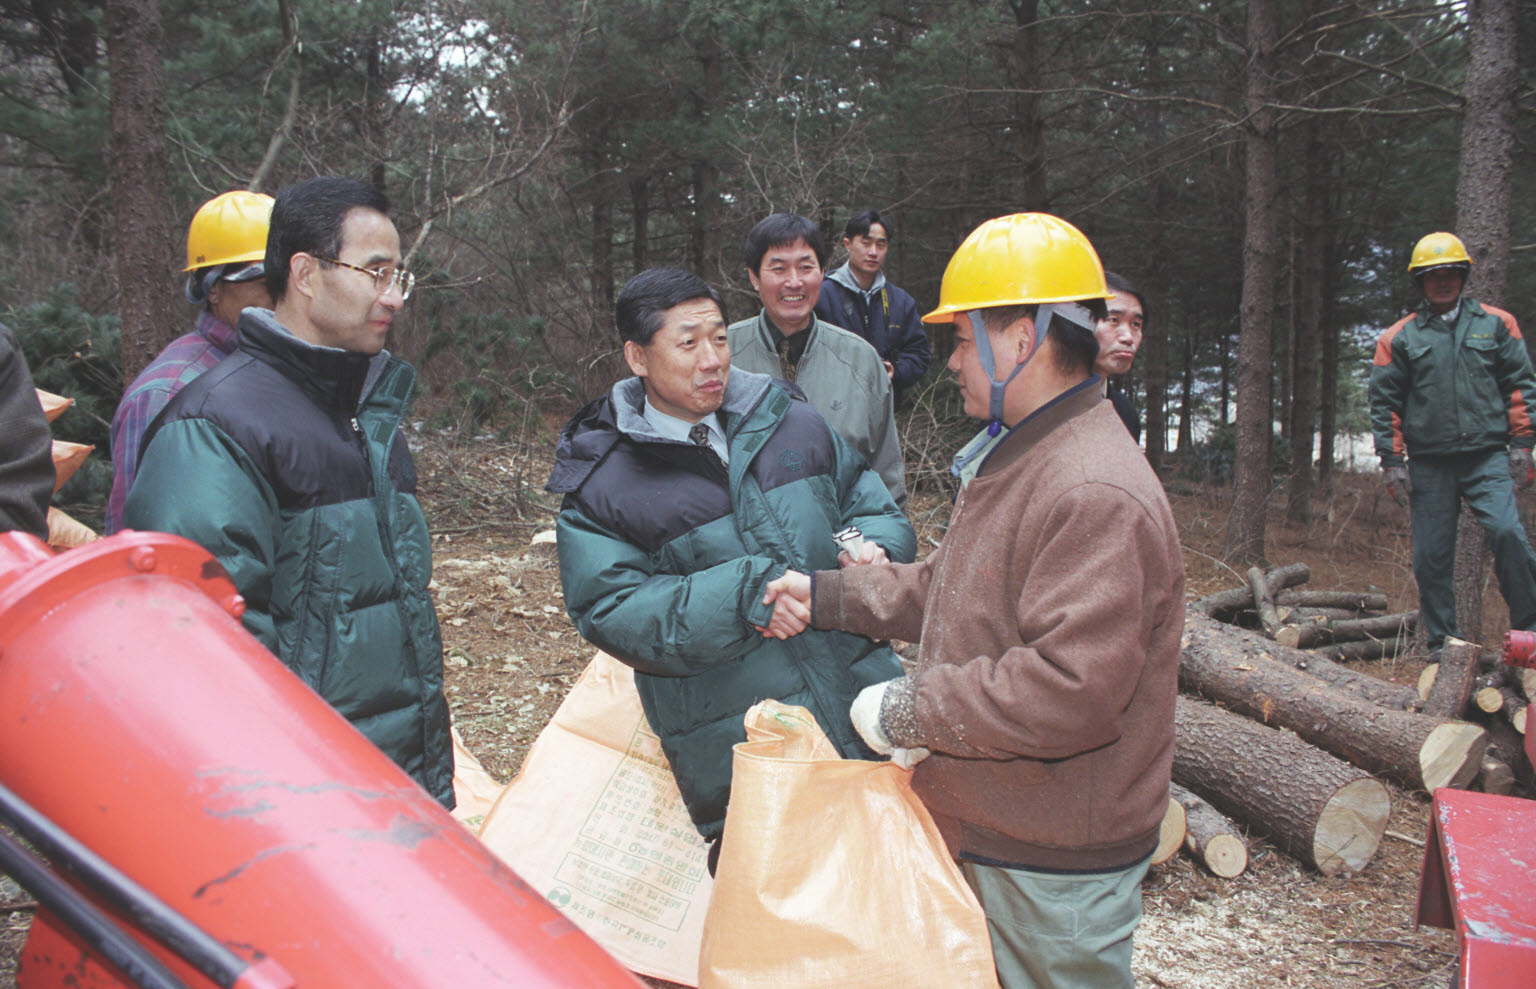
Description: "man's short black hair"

(981, 301), (1105, 376)
(1105, 271), (1148, 325)
(742, 213), (826, 274)
(266, 177), (391, 302)
(615, 268), (726, 346)
(843, 209), (892, 241)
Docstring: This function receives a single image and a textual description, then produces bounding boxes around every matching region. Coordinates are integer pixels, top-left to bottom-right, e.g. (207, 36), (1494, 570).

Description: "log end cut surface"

(1313, 778), (1390, 876)
(1153, 797), (1187, 865)
(1202, 834), (1248, 878)
(1419, 722), (1489, 792)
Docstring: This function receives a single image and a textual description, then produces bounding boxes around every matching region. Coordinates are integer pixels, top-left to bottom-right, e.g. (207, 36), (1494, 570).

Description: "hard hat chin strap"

(969, 302), (1096, 436)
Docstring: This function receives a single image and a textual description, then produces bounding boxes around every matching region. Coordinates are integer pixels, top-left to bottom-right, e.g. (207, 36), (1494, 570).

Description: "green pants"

(1408, 450), (1536, 648)
(962, 856), (1149, 989)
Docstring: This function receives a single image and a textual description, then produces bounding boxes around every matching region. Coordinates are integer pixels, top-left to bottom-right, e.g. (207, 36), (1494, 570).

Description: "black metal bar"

(0, 780), (254, 988)
(0, 824), (190, 989)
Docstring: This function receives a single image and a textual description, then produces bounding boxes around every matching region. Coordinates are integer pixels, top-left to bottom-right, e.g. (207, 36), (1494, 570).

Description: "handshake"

(755, 527), (888, 640)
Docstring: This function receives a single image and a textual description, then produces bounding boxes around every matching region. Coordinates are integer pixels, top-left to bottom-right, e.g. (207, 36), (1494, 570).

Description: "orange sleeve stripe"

(1374, 315), (1412, 367)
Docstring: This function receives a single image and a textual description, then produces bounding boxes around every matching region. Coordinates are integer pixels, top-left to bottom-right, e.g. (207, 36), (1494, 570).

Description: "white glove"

(891, 746), (931, 770)
(850, 680), (895, 755)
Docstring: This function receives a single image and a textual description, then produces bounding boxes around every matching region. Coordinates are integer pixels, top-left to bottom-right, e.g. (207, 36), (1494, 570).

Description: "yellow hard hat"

(184, 191), (274, 272)
(1407, 232), (1472, 274)
(923, 213), (1110, 324)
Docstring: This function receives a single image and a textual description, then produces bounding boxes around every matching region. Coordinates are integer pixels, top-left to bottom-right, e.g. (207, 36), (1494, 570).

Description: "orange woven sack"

(699, 700), (999, 989)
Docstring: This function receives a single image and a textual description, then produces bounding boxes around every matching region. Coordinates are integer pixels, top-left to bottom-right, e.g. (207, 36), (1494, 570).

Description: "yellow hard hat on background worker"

(184, 190), (274, 304)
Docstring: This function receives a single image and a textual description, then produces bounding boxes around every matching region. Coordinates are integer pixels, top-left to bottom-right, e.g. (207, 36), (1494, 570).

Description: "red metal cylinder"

(0, 531), (643, 989)
(1503, 629), (1536, 671)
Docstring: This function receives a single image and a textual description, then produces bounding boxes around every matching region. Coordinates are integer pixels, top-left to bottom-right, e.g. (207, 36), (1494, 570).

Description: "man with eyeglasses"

(126, 177), (452, 808)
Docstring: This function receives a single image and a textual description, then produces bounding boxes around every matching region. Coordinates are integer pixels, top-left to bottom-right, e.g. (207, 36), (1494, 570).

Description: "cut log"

(1285, 607), (1362, 622)
(1310, 635), (1412, 662)
(1192, 563), (1311, 618)
(1174, 696), (1389, 875)
(1500, 689), (1528, 734)
(1151, 797), (1186, 866)
(1181, 616), (1486, 791)
(1169, 782), (1248, 878)
(1185, 608), (1421, 711)
(1274, 590), (1389, 612)
(1418, 664), (1438, 702)
(1247, 566), (1285, 638)
(1484, 721), (1536, 792)
(1474, 687), (1504, 713)
(1477, 757), (1515, 796)
(1513, 666), (1536, 703)
(1421, 638), (1481, 719)
(1275, 611), (1417, 650)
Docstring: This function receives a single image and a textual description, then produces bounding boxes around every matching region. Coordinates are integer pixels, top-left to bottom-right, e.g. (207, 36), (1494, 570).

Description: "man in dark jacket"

(549, 267), (915, 871)
(1369, 230), (1536, 652)
(815, 209), (931, 406)
(1095, 271), (1145, 443)
(0, 321), (55, 539)
(125, 177), (452, 807)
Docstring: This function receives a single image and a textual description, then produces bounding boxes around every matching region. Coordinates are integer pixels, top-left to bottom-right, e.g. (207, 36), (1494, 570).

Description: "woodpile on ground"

(1163, 562), (1532, 881)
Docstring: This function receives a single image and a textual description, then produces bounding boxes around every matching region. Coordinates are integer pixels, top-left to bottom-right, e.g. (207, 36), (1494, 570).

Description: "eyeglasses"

(314, 256), (416, 299)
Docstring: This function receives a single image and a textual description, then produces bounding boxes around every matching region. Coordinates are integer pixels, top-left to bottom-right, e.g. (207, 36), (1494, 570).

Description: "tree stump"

(1169, 782), (1248, 878)
(1181, 618), (1486, 791)
(1173, 696), (1389, 875)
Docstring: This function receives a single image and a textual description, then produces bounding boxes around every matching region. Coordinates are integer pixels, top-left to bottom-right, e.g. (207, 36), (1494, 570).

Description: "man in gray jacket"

(727, 213), (906, 507)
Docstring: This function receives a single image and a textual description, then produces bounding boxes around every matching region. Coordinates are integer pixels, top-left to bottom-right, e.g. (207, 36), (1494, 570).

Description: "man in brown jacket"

(765, 213), (1185, 989)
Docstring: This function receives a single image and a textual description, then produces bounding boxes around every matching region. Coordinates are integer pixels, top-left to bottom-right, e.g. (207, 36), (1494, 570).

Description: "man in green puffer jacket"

(548, 268), (915, 872)
(125, 177), (452, 807)
(1369, 231), (1536, 653)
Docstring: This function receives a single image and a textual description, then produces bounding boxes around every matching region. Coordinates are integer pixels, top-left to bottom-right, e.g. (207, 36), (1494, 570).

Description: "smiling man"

(1369, 230), (1536, 654)
(727, 212), (906, 506)
(547, 267), (914, 873)
(124, 177), (453, 807)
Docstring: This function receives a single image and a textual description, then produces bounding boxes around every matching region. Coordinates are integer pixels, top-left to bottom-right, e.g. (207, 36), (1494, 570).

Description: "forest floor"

(3, 405), (1518, 988)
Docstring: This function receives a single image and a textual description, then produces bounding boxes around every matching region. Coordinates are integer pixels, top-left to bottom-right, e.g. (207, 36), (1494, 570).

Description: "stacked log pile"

(1162, 563), (1512, 880)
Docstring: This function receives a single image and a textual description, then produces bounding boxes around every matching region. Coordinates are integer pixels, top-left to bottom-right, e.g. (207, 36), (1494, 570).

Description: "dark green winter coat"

(124, 310), (453, 807)
(548, 369), (914, 839)
(1369, 298), (1536, 466)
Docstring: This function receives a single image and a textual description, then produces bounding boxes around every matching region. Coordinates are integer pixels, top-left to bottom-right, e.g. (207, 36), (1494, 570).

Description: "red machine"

(0, 530), (645, 989)
(1414, 631), (1536, 989)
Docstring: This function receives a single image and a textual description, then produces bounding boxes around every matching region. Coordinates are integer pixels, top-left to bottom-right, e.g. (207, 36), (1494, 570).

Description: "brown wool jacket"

(813, 383), (1185, 871)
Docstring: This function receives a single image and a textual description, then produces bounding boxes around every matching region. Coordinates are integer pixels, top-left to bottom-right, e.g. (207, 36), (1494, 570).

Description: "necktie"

(776, 339), (797, 381)
(689, 422), (724, 470)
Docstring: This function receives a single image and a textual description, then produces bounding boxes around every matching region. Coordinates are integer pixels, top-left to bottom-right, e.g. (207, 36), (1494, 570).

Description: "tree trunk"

(1185, 609), (1421, 711)
(1181, 613), (1486, 791)
(1002, 0), (1047, 209)
(1222, 0), (1280, 563)
(1285, 128), (1325, 525)
(1169, 782), (1248, 878)
(1173, 696), (1388, 876)
(1247, 566), (1284, 637)
(1449, 0), (1518, 640)
(106, 0), (178, 385)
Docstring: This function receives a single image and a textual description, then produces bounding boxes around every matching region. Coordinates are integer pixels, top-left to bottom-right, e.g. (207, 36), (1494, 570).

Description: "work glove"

(850, 680), (929, 769)
(1383, 464), (1411, 507)
(1512, 448), (1535, 490)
